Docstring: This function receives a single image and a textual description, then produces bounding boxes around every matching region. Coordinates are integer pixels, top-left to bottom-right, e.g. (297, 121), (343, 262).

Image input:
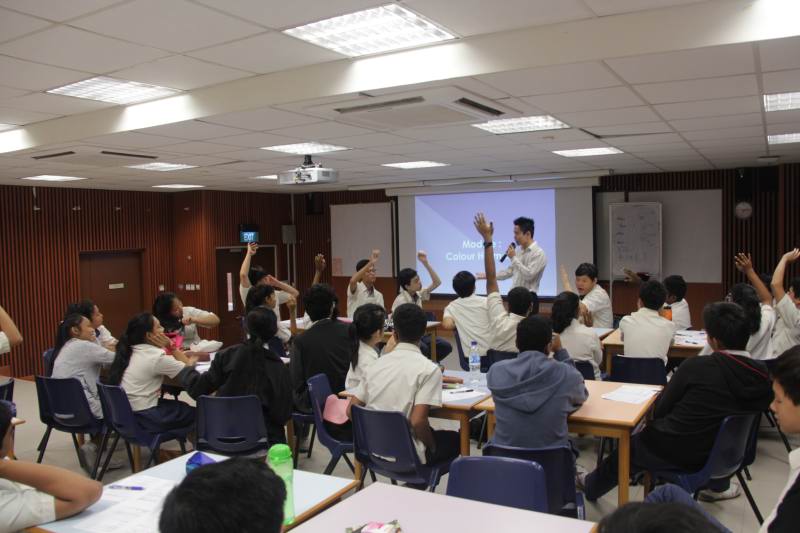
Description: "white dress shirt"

(392, 287), (431, 312)
(486, 292), (525, 353)
(581, 284), (613, 329)
(668, 299), (692, 330)
(496, 241), (547, 292)
(444, 294), (491, 358)
(121, 344), (186, 411)
(619, 307), (677, 364)
(347, 282), (385, 319)
(0, 332), (9, 355)
(773, 294), (800, 357)
(345, 341), (379, 391)
(181, 306), (215, 347)
(760, 448), (800, 532)
(240, 284), (290, 320)
(559, 318), (603, 379)
(698, 303), (777, 360)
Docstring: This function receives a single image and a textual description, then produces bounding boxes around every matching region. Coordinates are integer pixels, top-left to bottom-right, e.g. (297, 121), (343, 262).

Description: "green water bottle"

(268, 444), (295, 525)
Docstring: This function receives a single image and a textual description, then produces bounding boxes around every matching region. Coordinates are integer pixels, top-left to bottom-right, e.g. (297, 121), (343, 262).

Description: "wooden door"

(79, 251), (144, 338)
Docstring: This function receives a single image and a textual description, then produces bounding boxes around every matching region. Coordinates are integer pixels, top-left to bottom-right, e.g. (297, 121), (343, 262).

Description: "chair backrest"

(97, 382), (146, 443)
(36, 376), (99, 430)
(702, 413), (758, 482)
(307, 373), (349, 448)
(574, 361), (596, 381)
(485, 350), (517, 371)
(742, 413), (761, 469)
(447, 456), (548, 512)
(610, 355), (667, 386)
(196, 395), (268, 455)
(34, 375), (54, 425)
(42, 348), (55, 377)
(483, 443), (579, 516)
(0, 378), (13, 402)
(453, 328), (468, 371)
(267, 337), (286, 358)
(351, 405), (425, 482)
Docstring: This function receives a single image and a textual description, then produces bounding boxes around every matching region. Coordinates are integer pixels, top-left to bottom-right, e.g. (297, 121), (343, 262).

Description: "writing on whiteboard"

(610, 203), (661, 278)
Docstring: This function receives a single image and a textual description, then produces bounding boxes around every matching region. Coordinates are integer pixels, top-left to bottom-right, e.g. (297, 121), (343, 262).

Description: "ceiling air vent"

(27, 146), (158, 167)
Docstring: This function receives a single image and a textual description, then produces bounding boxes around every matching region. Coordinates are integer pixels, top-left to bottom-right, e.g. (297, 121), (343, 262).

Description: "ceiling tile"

(266, 121), (373, 140)
(689, 136), (765, 148)
(586, 122), (672, 135)
(0, 56), (90, 91)
(669, 113), (764, 132)
(767, 122), (800, 135)
(204, 107), (322, 131)
(0, 26), (168, 73)
(110, 55), (252, 90)
(762, 69), (800, 95)
(188, 32), (343, 74)
(582, 0), (705, 16)
(372, 141), (452, 155)
(137, 120), (249, 140)
(0, 0), (126, 22)
(436, 135), (518, 150)
(84, 131), (185, 149)
(555, 106), (661, 128)
(654, 96), (761, 120)
(765, 109), (800, 125)
(193, 0), (385, 30)
(477, 62), (620, 97)
(502, 128), (595, 145)
(211, 131), (300, 148)
(0, 92), (113, 115)
(70, 0), (265, 53)
(391, 125), (490, 141)
(605, 133), (684, 146)
(634, 74), (758, 104)
(0, 86), (28, 99)
(523, 86), (644, 113)
(759, 36), (800, 72)
(207, 147), (295, 161)
(158, 141), (242, 155)
(682, 125), (765, 141)
(0, 7), (52, 43)
(0, 106), (59, 125)
(605, 43), (755, 84)
(321, 132), (417, 149)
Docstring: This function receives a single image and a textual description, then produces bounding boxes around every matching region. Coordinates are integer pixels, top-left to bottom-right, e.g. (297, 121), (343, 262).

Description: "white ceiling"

(0, 0), (799, 192)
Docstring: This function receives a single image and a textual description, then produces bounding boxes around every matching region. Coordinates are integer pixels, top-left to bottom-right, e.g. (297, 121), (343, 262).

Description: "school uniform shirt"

(94, 325), (116, 347)
(580, 284), (613, 329)
(351, 342), (442, 462)
(496, 241), (547, 292)
(0, 466), (56, 533)
(121, 344), (186, 412)
(619, 307), (677, 363)
(180, 306), (214, 347)
(0, 332), (9, 355)
(443, 294), (491, 358)
(668, 299), (692, 330)
(239, 284), (291, 321)
(391, 287), (431, 312)
(773, 294), (800, 357)
(760, 448), (800, 532)
(347, 282), (385, 319)
(486, 292), (525, 353)
(345, 341), (380, 391)
(559, 318), (603, 380)
(51, 338), (115, 419)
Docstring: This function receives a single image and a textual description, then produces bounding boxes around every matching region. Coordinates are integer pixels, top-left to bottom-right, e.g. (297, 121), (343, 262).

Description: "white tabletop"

(291, 483), (595, 533)
(37, 452), (356, 533)
(442, 370), (491, 408)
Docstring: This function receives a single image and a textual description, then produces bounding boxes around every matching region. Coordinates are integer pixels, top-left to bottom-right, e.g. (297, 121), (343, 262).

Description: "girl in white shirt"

(245, 285), (296, 348)
(551, 291), (603, 380)
(152, 292), (220, 348)
(345, 303), (385, 391)
(66, 300), (117, 350)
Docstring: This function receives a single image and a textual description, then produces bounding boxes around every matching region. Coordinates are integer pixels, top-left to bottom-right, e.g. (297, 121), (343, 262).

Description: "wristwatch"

(483, 241), (493, 248)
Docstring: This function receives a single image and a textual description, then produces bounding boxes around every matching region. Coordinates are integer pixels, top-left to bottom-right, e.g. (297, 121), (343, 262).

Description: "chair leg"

(145, 445), (161, 468)
(178, 439), (187, 454)
(596, 437), (608, 469)
(36, 426), (53, 463)
(97, 434), (121, 482)
(293, 432), (301, 468)
(323, 454), (341, 475)
(357, 468), (369, 491)
(744, 466), (752, 481)
(71, 433), (86, 470)
(124, 441), (135, 471)
(390, 479), (398, 485)
(370, 470), (377, 483)
(91, 431), (110, 479)
(737, 472), (764, 524)
(342, 453), (355, 474)
(777, 425), (792, 453)
(477, 414), (488, 450)
(307, 426), (316, 458)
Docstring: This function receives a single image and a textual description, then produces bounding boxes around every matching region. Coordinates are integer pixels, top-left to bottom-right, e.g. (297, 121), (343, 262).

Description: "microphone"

(500, 239), (515, 263)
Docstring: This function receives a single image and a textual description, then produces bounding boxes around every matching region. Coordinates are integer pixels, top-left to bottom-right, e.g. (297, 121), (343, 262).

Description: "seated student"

(159, 457), (285, 533)
(441, 272), (490, 366)
(474, 213), (533, 353)
(560, 263), (613, 328)
(0, 304), (22, 355)
(245, 285), (295, 347)
(185, 308), (292, 447)
(152, 292), (220, 348)
(107, 313), (198, 434)
(551, 291), (603, 380)
(392, 251), (452, 360)
(488, 315), (587, 449)
(66, 300), (117, 350)
(347, 250), (384, 319)
(348, 304), (460, 466)
(664, 275), (692, 330)
(771, 249), (800, 357)
(619, 280), (677, 364)
(0, 402), (102, 532)
(238, 242), (299, 320)
(345, 304), (385, 391)
(582, 302), (773, 501)
(761, 345), (800, 532)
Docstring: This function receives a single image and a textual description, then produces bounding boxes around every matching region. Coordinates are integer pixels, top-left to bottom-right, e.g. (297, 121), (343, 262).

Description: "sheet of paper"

(674, 330), (707, 346)
(601, 385), (660, 405)
(441, 388), (487, 402)
(75, 476), (177, 533)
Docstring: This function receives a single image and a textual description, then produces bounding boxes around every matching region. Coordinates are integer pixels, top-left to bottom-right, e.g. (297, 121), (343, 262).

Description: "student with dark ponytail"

(551, 291), (603, 380)
(65, 299), (117, 350)
(152, 292), (220, 349)
(183, 307), (293, 446)
(345, 304), (386, 391)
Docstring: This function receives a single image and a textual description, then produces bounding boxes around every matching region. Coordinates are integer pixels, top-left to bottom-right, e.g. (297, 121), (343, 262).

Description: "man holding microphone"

(478, 216), (547, 292)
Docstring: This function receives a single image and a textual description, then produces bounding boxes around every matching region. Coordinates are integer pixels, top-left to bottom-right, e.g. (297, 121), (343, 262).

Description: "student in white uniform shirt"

(238, 242), (299, 321)
(245, 285), (296, 349)
(0, 304), (22, 355)
(561, 263), (614, 329)
(551, 291), (603, 380)
(66, 300), (117, 350)
(345, 304), (385, 391)
(347, 250), (385, 319)
(771, 249), (800, 357)
(152, 292), (220, 348)
(477, 216), (547, 293)
(663, 275), (692, 330)
(619, 280), (677, 364)
(0, 401), (101, 532)
(441, 271), (490, 368)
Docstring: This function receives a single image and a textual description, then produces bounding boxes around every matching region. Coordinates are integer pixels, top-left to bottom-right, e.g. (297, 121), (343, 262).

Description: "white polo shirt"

(347, 282), (385, 319)
(0, 470), (56, 533)
(668, 299), (692, 331)
(345, 341), (379, 391)
(121, 344), (186, 412)
(240, 284), (290, 321)
(773, 294), (800, 357)
(180, 306), (215, 347)
(95, 325), (117, 347)
(619, 307), (677, 363)
(0, 332), (9, 355)
(559, 318), (603, 380)
(443, 294), (490, 358)
(760, 448), (800, 532)
(699, 304), (776, 360)
(486, 292), (525, 353)
(392, 287), (431, 312)
(581, 284), (613, 329)
(496, 241), (547, 292)
(351, 343), (442, 462)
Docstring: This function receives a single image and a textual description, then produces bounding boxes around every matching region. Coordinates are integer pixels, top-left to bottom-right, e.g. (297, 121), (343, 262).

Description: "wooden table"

(601, 329), (704, 373)
(474, 380), (662, 507)
(292, 482), (595, 533)
(10, 417), (24, 460)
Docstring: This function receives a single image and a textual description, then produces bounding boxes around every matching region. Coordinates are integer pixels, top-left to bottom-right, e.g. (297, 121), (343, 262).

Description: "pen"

(109, 485), (145, 491)
(450, 389), (474, 394)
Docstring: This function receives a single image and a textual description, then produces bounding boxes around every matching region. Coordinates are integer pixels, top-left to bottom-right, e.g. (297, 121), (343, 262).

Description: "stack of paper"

(441, 388), (487, 402)
(74, 476), (177, 533)
(674, 330), (707, 346)
(601, 385), (660, 404)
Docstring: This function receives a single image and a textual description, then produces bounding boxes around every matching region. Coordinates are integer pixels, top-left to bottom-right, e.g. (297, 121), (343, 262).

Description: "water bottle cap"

(268, 443), (292, 463)
(470, 341), (477, 346)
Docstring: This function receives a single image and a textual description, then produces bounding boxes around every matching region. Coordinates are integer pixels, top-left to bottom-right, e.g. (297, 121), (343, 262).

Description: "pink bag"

(323, 394), (350, 425)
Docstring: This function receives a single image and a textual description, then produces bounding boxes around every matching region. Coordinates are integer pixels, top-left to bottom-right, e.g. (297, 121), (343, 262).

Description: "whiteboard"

(330, 203), (394, 278)
(609, 202), (662, 280)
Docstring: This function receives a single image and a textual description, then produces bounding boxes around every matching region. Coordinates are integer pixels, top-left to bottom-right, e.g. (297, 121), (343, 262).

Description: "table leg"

(286, 420), (296, 457)
(487, 413), (496, 439)
(354, 459), (363, 488)
(458, 413), (470, 456)
(429, 328), (438, 363)
(618, 431), (631, 506)
(132, 445), (142, 473)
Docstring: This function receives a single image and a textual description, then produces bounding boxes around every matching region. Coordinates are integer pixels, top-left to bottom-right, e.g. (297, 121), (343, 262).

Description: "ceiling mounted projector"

(278, 155), (338, 185)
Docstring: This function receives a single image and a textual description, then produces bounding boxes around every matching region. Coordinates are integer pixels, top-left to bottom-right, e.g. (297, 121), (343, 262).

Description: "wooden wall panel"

(782, 164), (800, 283)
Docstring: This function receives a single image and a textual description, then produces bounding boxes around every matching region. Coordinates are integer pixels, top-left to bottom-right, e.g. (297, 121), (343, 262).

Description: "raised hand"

(473, 212), (494, 241)
(506, 243), (516, 259)
(417, 250), (429, 263)
(247, 242), (258, 256)
(265, 274), (280, 287)
(314, 254), (326, 272)
(734, 253), (753, 273)
(782, 248), (800, 263)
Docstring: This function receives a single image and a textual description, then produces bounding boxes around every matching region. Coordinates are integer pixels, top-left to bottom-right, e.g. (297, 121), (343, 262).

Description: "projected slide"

(414, 189), (557, 296)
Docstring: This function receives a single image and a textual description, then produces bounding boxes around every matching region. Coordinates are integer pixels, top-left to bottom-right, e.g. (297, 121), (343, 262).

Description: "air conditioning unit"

(277, 155), (338, 185)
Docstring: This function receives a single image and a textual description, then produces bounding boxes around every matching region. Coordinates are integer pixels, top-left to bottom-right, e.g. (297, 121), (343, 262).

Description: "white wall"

(555, 187), (595, 292)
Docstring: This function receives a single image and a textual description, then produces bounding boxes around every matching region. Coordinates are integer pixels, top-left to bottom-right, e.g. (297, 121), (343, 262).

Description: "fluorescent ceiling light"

(21, 175), (86, 182)
(261, 142), (349, 155)
(764, 91), (800, 112)
(252, 175), (278, 180)
(473, 115), (570, 134)
(48, 76), (181, 105)
(152, 184), (205, 189)
(768, 133), (800, 144)
(382, 161), (450, 169)
(127, 162), (197, 171)
(553, 147), (624, 157)
(283, 4), (455, 57)
(0, 124), (16, 132)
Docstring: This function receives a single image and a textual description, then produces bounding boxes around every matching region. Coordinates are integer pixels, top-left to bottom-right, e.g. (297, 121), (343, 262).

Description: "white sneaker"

(698, 482), (741, 502)
(80, 441), (125, 473)
(575, 464), (589, 491)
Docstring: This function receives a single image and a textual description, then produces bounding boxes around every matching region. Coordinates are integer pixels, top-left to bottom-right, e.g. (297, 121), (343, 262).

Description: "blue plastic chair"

(485, 349), (517, 371)
(291, 411), (316, 467)
(483, 443), (585, 519)
(351, 405), (454, 491)
(307, 374), (355, 475)
(42, 348), (55, 377)
(0, 378), (13, 401)
(610, 355), (667, 386)
(574, 361), (596, 381)
(447, 456), (548, 512)
(34, 376), (106, 478)
(96, 383), (191, 480)
(196, 395), (269, 456)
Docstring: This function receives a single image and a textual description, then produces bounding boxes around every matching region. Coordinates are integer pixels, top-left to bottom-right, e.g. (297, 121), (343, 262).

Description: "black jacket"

(769, 473), (800, 532)
(290, 318), (352, 412)
(641, 352), (773, 471)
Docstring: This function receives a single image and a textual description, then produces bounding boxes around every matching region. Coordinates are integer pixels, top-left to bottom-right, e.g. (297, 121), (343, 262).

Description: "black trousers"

(425, 429), (460, 465)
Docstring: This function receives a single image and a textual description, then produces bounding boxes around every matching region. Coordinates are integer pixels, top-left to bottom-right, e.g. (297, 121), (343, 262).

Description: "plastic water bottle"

(468, 340), (481, 384)
(268, 444), (295, 525)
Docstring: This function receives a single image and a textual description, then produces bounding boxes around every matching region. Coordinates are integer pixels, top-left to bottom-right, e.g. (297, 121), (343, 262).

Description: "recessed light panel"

(552, 147), (623, 157)
(48, 76), (181, 105)
(127, 162), (197, 171)
(473, 115), (570, 134)
(382, 161), (450, 169)
(261, 142), (349, 155)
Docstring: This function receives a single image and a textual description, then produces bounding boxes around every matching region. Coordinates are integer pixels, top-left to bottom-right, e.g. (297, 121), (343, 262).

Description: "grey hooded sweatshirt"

(487, 348), (588, 449)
